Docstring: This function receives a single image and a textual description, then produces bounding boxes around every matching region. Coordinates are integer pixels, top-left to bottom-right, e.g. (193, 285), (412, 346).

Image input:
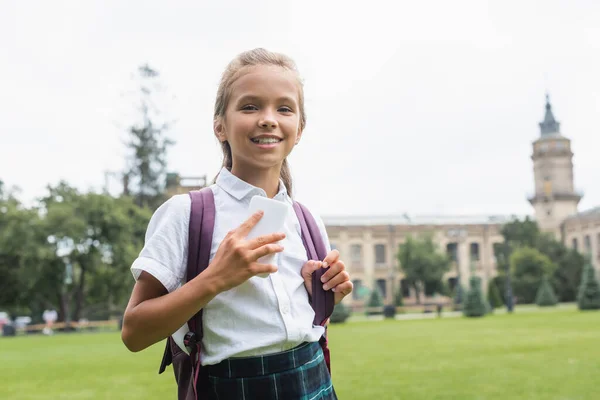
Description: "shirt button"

(281, 305), (290, 314)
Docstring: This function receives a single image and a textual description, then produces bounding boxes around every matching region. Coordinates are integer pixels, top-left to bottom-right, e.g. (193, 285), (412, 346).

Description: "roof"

(564, 206), (600, 222)
(322, 213), (527, 227)
(539, 94), (561, 136)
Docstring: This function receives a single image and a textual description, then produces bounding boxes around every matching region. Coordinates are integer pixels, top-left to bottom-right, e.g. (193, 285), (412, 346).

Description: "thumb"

(301, 260), (323, 296)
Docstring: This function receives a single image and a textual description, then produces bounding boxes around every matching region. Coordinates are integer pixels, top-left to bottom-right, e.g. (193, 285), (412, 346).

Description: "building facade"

(323, 95), (598, 307)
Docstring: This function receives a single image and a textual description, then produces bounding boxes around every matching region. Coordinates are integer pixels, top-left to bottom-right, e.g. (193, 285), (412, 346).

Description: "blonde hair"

(213, 48), (305, 197)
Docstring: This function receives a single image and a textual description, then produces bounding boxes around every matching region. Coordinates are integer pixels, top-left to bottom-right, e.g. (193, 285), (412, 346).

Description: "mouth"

(250, 136), (283, 148)
(250, 136), (283, 144)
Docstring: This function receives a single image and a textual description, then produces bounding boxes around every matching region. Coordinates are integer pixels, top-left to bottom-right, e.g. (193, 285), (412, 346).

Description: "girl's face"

(215, 65), (302, 176)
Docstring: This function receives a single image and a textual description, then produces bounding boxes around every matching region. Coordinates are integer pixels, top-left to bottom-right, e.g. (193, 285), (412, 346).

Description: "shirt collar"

(215, 167), (290, 203)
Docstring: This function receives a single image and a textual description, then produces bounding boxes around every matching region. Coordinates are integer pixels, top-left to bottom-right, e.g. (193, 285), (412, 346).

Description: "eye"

(241, 105), (258, 111)
(278, 106), (293, 113)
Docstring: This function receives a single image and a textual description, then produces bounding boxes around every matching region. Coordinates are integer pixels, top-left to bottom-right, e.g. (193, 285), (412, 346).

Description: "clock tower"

(528, 95), (582, 238)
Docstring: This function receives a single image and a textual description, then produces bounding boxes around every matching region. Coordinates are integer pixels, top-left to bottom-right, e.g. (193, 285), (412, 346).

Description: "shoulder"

(145, 194), (191, 233)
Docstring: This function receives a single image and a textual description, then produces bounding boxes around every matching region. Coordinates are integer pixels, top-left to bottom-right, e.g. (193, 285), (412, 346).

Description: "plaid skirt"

(204, 341), (337, 400)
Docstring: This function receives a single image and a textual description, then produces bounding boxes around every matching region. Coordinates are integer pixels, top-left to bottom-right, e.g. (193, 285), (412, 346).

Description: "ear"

(295, 126), (303, 145)
(214, 118), (227, 142)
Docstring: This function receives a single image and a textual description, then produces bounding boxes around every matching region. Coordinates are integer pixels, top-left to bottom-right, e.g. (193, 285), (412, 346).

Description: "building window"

(376, 279), (387, 299)
(350, 244), (362, 263)
(470, 243), (480, 261)
(375, 244), (386, 264)
(584, 235), (591, 255)
(446, 242), (458, 262)
(572, 238), (578, 251)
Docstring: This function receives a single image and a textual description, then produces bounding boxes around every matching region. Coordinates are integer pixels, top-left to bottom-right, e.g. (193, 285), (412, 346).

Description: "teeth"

(253, 138), (280, 144)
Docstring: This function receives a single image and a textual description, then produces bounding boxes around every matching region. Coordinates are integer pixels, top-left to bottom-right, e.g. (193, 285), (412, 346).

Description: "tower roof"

(539, 94), (561, 136)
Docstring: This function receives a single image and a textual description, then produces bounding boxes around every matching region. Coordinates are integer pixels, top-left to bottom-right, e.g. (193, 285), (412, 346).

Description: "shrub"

(535, 275), (558, 307)
(577, 262), (600, 311)
(330, 303), (351, 323)
(463, 276), (487, 318)
(366, 288), (384, 315)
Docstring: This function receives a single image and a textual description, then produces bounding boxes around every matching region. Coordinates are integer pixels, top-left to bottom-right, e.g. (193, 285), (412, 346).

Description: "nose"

(258, 111), (278, 129)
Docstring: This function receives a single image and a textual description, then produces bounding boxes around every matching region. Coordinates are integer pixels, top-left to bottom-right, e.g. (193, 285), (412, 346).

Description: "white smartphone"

(246, 195), (288, 278)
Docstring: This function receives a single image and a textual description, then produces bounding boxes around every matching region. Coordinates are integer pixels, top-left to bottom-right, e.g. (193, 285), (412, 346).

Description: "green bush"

(487, 279), (503, 308)
(330, 302), (351, 323)
(535, 275), (558, 307)
(463, 276), (487, 318)
(577, 263), (600, 311)
(366, 288), (384, 315)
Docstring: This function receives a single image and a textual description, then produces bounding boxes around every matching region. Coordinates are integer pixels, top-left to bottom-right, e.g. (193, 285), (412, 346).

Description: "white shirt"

(130, 168), (330, 366)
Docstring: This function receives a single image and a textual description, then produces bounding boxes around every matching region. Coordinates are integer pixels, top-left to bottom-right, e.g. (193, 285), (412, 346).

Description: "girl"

(122, 48), (353, 400)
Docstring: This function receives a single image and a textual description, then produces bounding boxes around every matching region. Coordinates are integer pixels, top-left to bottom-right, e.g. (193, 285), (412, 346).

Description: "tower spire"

(539, 93), (560, 136)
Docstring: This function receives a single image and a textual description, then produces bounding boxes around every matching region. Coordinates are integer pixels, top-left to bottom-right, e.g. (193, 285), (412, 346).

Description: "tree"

(397, 234), (451, 304)
(577, 262), (600, 311)
(463, 276), (487, 317)
(536, 233), (584, 302)
(487, 279), (503, 309)
(0, 195), (45, 313)
(124, 64), (175, 210)
(510, 247), (556, 304)
(2, 182), (152, 324)
(501, 216), (539, 249)
(535, 275), (558, 307)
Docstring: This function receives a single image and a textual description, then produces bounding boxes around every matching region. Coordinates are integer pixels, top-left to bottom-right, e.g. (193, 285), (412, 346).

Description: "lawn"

(1, 307), (598, 399)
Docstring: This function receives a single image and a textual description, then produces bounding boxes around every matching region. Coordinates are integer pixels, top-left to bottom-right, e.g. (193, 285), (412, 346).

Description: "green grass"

(1, 307), (598, 399)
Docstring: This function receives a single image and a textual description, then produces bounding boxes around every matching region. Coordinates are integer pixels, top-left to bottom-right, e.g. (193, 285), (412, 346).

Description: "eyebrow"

(235, 94), (297, 105)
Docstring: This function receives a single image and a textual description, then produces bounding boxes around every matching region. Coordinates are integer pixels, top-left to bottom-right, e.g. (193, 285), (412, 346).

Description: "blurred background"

(1, 1), (599, 399)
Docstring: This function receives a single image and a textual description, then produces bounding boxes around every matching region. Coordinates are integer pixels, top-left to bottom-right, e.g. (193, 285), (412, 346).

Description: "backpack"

(158, 188), (335, 400)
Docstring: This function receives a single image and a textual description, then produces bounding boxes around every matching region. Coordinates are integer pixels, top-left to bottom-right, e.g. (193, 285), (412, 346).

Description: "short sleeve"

(130, 194), (191, 293)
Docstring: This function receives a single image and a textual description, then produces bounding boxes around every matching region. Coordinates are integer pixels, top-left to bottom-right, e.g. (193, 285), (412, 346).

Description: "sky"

(1, 0), (599, 219)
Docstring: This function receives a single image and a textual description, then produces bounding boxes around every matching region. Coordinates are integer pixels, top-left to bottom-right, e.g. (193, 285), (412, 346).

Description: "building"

(323, 95), (599, 307)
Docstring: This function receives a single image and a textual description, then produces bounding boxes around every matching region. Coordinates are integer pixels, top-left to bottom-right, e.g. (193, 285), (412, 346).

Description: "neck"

(230, 164), (282, 198)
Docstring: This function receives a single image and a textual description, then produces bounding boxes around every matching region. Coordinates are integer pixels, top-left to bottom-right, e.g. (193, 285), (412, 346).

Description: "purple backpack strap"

(187, 188), (216, 335)
(292, 202), (335, 326)
(158, 188), (215, 400)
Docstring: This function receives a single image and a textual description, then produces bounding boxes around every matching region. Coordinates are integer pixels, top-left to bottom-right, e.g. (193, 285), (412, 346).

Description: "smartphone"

(246, 195), (288, 278)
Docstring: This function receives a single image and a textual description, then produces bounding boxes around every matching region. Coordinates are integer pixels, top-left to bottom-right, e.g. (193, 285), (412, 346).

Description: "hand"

(301, 249), (353, 305)
(205, 211), (285, 293)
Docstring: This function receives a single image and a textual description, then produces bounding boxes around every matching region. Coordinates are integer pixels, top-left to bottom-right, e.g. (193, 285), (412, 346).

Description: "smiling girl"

(121, 48), (353, 400)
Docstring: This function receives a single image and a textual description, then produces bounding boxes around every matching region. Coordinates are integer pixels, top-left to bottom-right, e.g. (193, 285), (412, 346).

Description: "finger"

(250, 262), (278, 276)
(246, 232), (286, 250)
(334, 281), (354, 304)
(249, 244), (285, 261)
(237, 211), (264, 236)
(301, 260), (323, 280)
(323, 270), (350, 291)
(300, 260), (322, 298)
(321, 249), (340, 269)
(321, 260), (345, 283)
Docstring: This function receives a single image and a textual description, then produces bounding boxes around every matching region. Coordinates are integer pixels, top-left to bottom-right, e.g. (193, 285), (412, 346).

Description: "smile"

(251, 137), (283, 144)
